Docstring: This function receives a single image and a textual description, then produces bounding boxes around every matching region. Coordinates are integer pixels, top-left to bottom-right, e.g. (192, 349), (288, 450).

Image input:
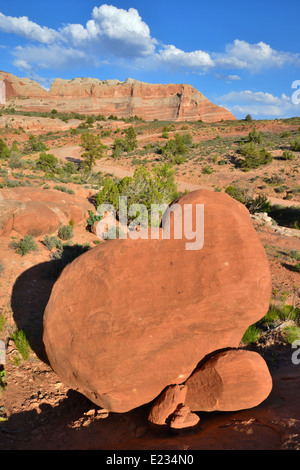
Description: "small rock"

(54, 381), (62, 389)
(96, 408), (109, 419)
(148, 384), (187, 426)
(170, 404), (200, 430)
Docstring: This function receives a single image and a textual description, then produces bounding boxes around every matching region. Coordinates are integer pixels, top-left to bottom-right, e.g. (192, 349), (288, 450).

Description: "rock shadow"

(10, 244), (90, 362)
(0, 388), (153, 450)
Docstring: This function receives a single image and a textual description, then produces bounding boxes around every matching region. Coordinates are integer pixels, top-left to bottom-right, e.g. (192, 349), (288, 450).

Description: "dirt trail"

(50, 144), (300, 204)
(50, 145), (211, 193)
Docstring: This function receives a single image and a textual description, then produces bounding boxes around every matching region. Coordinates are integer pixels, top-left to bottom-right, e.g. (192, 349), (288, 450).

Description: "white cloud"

(13, 44), (99, 71)
(0, 12), (60, 44)
(59, 4), (157, 58)
(215, 73), (242, 82)
(1, 6), (300, 79)
(157, 44), (214, 69)
(13, 58), (32, 71)
(214, 39), (300, 71)
(220, 90), (291, 105)
(217, 89), (300, 118)
(60, 23), (89, 46)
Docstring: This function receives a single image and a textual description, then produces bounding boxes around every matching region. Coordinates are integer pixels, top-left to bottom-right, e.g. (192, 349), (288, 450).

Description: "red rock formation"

(0, 71), (48, 99)
(0, 71), (236, 122)
(185, 349), (273, 412)
(0, 187), (93, 237)
(42, 189), (272, 414)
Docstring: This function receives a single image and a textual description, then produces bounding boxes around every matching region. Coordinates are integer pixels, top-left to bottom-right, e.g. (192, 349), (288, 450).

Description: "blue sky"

(0, 1), (300, 119)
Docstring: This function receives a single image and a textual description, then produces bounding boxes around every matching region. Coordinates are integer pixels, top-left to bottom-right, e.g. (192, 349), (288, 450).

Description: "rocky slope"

(0, 71), (236, 122)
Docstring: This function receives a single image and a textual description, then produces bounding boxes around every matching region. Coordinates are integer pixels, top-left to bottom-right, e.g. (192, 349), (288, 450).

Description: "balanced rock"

(42, 189), (272, 413)
(0, 187), (92, 236)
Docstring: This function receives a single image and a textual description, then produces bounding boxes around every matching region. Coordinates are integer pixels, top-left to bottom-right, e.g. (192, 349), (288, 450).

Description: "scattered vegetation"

(281, 150), (295, 160)
(80, 132), (105, 171)
(112, 126), (138, 157)
(11, 329), (30, 360)
(242, 324), (262, 345)
(95, 164), (179, 225)
(225, 185), (271, 214)
(242, 297), (300, 346)
(25, 134), (49, 153)
(290, 137), (300, 152)
(10, 235), (38, 256)
(237, 142), (273, 170)
(245, 129), (264, 144)
(42, 235), (63, 251)
(36, 152), (58, 172)
(58, 225), (74, 241)
(0, 370), (6, 393)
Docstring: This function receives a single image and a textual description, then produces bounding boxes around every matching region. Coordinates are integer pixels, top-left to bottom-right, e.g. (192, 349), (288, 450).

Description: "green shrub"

(160, 133), (192, 162)
(80, 132), (105, 170)
(237, 142), (273, 170)
(62, 161), (79, 174)
(0, 370), (6, 393)
(54, 184), (75, 194)
(161, 126), (170, 139)
(12, 329), (30, 360)
(225, 185), (271, 214)
(10, 235), (38, 256)
(246, 129), (263, 144)
(261, 300), (299, 325)
(124, 126), (138, 151)
(202, 165), (213, 174)
(242, 324), (262, 344)
(58, 225), (74, 240)
(282, 325), (300, 344)
(0, 138), (10, 159)
(42, 235), (63, 251)
(9, 153), (25, 169)
(290, 137), (300, 151)
(245, 114), (252, 122)
(0, 313), (5, 331)
(294, 262), (300, 273)
(264, 174), (285, 186)
(36, 152), (58, 172)
(95, 164), (178, 226)
(281, 150), (296, 160)
(112, 137), (129, 157)
(26, 134), (48, 153)
(87, 210), (102, 227)
(173, 155), (186, 165)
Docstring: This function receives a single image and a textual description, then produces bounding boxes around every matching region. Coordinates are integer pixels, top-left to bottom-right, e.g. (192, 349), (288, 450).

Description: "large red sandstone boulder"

(42, 189), (272, 413)
(0, 187), (92, 236)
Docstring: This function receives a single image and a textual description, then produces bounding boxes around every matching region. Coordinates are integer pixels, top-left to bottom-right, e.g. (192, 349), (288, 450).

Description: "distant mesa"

(0, 70), (236, 122)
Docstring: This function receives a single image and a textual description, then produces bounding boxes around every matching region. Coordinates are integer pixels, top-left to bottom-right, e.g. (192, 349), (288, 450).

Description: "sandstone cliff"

(0, 71), (236, 122)
(0, 70), (48, 99)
